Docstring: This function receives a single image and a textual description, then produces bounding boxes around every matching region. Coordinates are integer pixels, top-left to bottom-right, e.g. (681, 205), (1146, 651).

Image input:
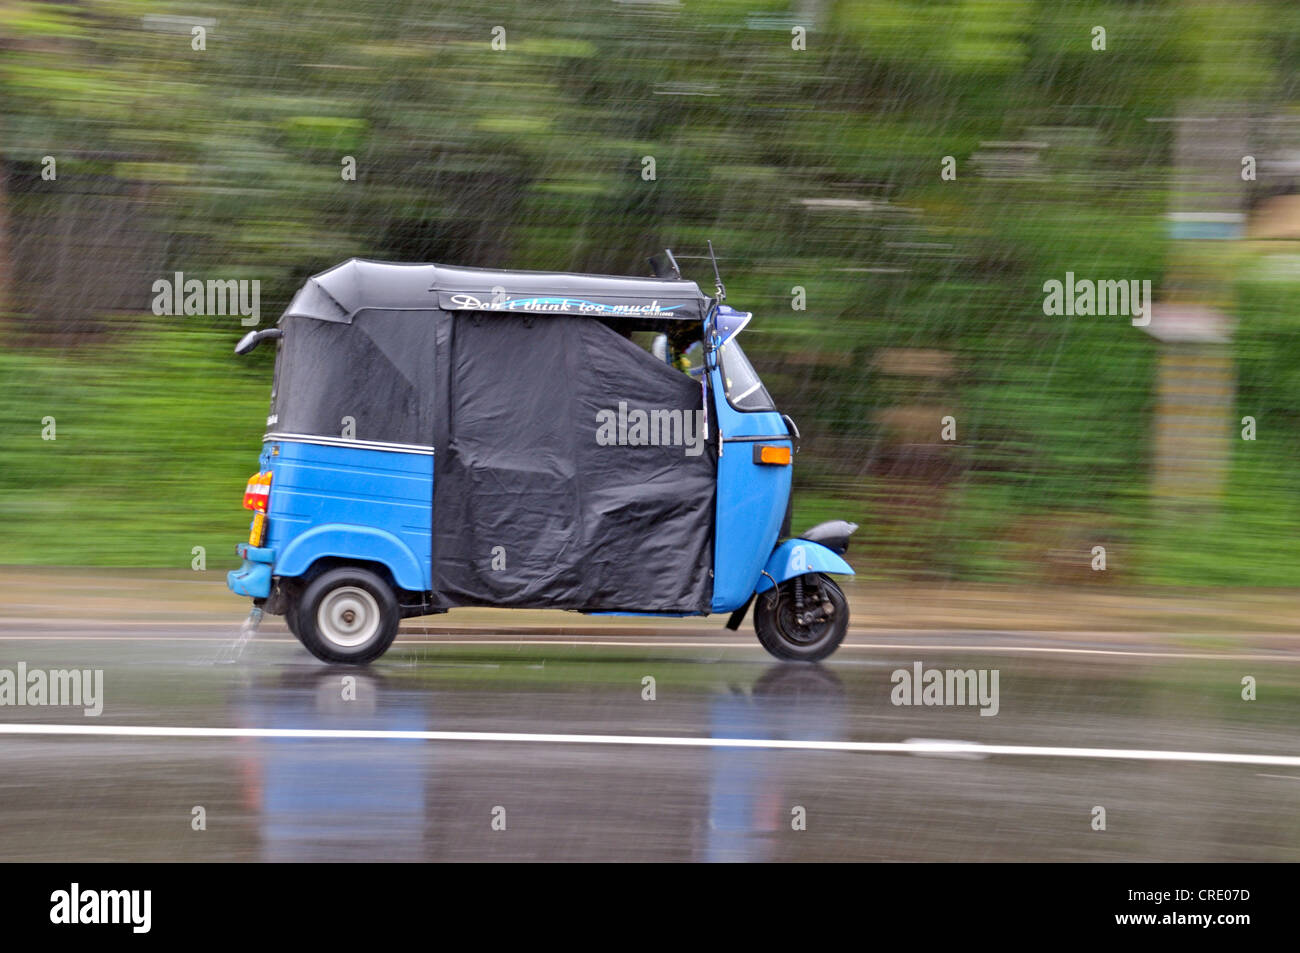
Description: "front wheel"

(753, 573), (849, 662)
(293, 567), (401, 664)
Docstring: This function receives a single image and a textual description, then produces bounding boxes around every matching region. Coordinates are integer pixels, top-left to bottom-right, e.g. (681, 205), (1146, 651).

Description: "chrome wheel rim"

(317, 586), (380, 648)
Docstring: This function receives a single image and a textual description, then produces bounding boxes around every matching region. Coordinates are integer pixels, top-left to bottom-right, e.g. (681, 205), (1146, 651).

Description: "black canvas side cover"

(433, 314), (715, 612)
(272, 310), (436, 445)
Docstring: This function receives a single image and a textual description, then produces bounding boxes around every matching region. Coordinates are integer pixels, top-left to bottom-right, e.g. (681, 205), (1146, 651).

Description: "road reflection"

(705, 665), (847, 861)
(235, 670), (432, 861)
(229, 662), (853, 861)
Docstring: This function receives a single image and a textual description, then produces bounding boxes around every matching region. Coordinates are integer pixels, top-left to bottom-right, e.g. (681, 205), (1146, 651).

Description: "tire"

(293, 567), (401, 664)
(753, 573), (849, 662)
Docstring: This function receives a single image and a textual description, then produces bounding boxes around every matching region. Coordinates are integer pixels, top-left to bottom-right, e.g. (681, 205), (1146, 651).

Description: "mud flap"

(725, 593), (756, 631)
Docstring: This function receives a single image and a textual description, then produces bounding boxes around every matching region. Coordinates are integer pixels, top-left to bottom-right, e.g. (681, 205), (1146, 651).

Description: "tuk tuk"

(227, 256), (857, 663)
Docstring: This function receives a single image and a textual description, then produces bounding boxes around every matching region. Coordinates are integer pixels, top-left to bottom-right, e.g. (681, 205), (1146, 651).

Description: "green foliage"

(0, 326), (268, 564)
(1, 0), (1296, 584)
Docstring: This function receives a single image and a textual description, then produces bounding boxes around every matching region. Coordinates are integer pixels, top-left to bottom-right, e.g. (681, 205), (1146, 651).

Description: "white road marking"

(851, 643), (1300, 662)
(901, 737), (989, 759)
(0, 635), (300, 643)
(0, 722), (1298, 767)
(0, 632), (1295, 662)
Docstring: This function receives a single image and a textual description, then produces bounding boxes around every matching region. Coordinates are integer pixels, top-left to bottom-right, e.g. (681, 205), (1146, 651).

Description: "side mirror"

(234, 327), (283, 355)
(648, 248), (682, 279)
(711, 304), (752, 347)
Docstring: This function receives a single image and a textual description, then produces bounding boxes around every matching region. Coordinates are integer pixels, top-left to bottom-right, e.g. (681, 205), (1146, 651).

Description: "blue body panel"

(276, 523), (426, 592)
(709, 364), (793, 613)
(754, 539), (855, 593)
(254, 439), (433, 591)
(589, 611), (697, 618)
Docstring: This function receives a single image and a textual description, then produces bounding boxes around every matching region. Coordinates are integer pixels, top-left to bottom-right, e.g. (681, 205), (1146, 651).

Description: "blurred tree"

(0, 0), (1296, 581)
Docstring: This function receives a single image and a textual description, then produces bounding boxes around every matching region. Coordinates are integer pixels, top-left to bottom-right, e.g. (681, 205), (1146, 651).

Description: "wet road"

(1, 619), (1298, 861)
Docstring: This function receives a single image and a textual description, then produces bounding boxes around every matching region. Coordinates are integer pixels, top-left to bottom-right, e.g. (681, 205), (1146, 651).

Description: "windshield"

(717, 340), (775, 412)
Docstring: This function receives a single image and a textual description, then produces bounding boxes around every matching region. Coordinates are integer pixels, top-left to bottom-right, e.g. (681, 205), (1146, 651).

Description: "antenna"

(707, 240), (725, 302)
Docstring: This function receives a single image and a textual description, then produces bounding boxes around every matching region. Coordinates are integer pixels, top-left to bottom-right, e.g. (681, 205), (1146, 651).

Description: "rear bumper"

(226, 543), (275, 599)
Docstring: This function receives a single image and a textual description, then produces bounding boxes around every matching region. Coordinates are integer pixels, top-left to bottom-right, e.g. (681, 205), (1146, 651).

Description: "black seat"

(796, 520), (859, 555)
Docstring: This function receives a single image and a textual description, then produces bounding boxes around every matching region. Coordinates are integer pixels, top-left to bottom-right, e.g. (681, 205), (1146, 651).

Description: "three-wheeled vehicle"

(228, 255), (857, 663)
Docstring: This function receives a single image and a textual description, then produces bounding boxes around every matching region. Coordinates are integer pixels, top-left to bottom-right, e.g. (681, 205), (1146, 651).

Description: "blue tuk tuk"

(228, 256), (856, 662)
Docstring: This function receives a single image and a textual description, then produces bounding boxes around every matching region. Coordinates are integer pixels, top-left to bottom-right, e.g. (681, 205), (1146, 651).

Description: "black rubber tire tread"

(753, 573), (849, 662)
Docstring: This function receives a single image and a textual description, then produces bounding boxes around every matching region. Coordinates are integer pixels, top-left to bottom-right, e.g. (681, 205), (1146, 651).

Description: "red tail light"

(243, 471), (272, 512)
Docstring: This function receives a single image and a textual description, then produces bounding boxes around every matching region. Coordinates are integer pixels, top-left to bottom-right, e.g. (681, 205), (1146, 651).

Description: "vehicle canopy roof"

(282, 258), (712, 325)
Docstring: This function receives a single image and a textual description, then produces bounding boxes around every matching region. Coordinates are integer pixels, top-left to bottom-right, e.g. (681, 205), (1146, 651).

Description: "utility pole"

(1142, 106), (1245, 508)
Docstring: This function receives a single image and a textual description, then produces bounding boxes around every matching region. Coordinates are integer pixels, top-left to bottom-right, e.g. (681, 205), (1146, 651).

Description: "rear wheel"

(293, 567), (400, 664)
(753, 573), (848, 662)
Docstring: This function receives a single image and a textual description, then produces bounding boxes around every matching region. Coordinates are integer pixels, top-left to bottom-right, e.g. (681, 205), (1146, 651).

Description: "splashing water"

(213, 606), (263, 664)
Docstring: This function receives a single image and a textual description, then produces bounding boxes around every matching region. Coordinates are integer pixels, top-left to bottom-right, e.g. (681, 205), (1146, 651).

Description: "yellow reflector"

(249, 511), (267, 547)
(755, 444), (792, 466)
